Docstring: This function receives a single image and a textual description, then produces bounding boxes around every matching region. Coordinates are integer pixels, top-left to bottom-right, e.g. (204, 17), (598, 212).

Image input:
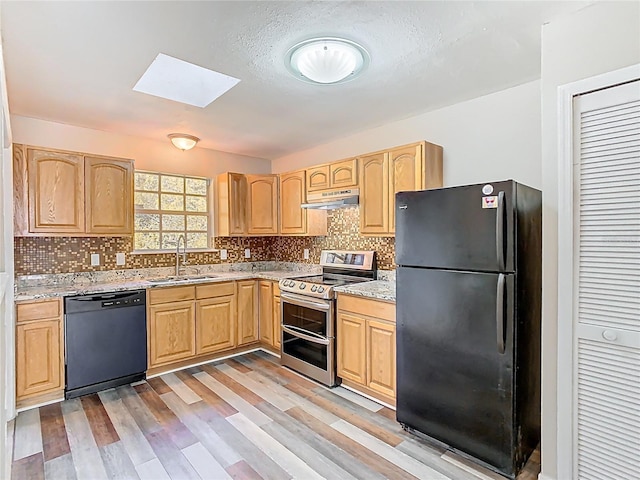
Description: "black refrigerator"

(395, 180), (541, 479)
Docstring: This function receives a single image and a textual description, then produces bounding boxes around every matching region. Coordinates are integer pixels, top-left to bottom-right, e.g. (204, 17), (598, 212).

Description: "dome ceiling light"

(286, 37), (370, 85)
(168, 133), (200, 151)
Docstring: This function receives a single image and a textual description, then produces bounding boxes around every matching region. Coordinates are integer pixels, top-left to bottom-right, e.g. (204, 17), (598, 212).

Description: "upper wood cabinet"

(330, 158), (358, 189)
(14, 144), (134, 236)
(359, 152), (389, 234)
(306, 158), (358, 194)
(216, 172), (248, 236)
(85, 157), (133, 234)
(27, 148), (85, 234)
(247, 174), (279, 235)
(359, 141), (443, 235)
(279, 170), (327, 236)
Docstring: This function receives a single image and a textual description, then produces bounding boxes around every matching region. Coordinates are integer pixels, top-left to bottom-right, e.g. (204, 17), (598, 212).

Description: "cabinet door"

(228, 173), (248, 235)
(388, 144), (423, 233)
(279, 171), (307, 234)
(273, 295), (282, 350)
(85, 157), (133, 234)
(366, 320), (396, 399)
(258, 281), (274, 345)
(330, 158), (358, 188)
(27, 148), (85, 233)
(237, 280), (258, 345)
(306, 165), (330, 192)
(247, 175), (278, 235)
(16, 320), (62, 399)
(359, 152), (389, 234)
(148, 301), (195, 367)
(337, 312), (367, 384)
(196, 295), (235, 354)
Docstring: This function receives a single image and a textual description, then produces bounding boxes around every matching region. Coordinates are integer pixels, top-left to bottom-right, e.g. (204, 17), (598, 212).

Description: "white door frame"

(556, 63), (640, 480)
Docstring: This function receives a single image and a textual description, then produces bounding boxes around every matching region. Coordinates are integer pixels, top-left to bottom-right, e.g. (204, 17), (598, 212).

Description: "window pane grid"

(134, 171), (210, 251)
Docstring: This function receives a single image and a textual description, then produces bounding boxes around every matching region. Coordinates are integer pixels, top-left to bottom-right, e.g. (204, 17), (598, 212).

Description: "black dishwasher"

(65, 290), (147, 399)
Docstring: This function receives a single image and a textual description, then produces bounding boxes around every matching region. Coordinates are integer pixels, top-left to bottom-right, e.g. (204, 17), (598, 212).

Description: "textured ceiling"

(1, 1), (588, 160)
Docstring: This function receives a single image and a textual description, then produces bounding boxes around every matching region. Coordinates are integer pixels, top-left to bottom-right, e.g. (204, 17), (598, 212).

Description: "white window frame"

(132, 170), (214, 254)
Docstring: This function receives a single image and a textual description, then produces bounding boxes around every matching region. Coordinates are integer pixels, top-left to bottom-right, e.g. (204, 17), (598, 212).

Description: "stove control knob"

(317, 287), (325, 293)
(299, 283), (306, 290)
(287, 280), (293, 287)
(283, 281), (289, 287)
(311, 285), (317, 292)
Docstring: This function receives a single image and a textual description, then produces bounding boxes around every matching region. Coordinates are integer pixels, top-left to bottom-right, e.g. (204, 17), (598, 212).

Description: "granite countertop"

(334, 280), (396, 303)
(15, 269), (320, 302)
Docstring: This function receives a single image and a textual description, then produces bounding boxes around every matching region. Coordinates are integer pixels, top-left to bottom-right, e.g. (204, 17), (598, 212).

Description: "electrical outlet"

(91, 253), (100, 266)
(303, 248), (310, 260)
(220, 249), (228, 260)
(116, 253), (126, 266)
(244, 248), (251, 258)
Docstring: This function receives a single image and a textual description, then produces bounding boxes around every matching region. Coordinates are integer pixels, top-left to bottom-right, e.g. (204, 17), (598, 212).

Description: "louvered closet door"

(574, 80), (640, 480)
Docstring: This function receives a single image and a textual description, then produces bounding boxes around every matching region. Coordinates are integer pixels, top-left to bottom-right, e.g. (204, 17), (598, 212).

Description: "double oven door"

(280, 292), (338, 386)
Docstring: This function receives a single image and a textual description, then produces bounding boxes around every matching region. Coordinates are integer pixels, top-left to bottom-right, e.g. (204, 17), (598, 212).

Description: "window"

(134, 171), (211, 251)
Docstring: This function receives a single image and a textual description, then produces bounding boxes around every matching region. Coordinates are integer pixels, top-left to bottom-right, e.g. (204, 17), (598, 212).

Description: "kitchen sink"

(147, 275), (218, 285)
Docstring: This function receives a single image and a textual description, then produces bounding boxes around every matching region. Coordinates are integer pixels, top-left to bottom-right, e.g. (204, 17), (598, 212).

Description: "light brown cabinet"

(148, 282), (238, 370)
(14, 144), (134, 236)
(258, 281), (274, 345)
(27, 148), (85, 234)
(258, 280), (282, 350)
(337, 294), (396, 405)
(279, 170), (327, 236)
(196, 295), (236, 355)
(216, 172), (248, 236)
(305, 158), (358, 195)
(148, 300), (196, 367)
(359, 141), (443, 235)
(247, 174), (279, 235)
(237, 280), (259, 345)
(85, 157), (133, 234)
(15, 298), (64, 408)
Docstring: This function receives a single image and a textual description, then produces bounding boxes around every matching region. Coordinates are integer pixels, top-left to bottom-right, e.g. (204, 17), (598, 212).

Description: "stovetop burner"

(279, 250), (377, 299)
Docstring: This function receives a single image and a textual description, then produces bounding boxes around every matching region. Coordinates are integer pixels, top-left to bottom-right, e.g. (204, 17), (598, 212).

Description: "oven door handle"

(281, 292), (331, 311)
(282, 325), (330, 345)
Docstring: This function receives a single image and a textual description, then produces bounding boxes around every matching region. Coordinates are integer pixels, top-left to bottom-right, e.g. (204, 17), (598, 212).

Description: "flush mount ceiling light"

(168, 133), (200, 151)
(286, 37), (370, 85)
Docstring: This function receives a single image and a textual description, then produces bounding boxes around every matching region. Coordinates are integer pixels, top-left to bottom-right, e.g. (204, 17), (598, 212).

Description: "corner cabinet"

(13, 144), (134, 236)
(247, 175), (279, 235)
(15, 298), (64, 409)
(359, 141), (443, 235)
(337, 294), (396, 405)
(279, 170), (327, 236)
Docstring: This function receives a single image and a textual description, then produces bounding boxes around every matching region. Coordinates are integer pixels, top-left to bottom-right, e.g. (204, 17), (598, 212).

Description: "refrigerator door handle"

(496, 273), (506, 354)
(496, 191), (506, 270)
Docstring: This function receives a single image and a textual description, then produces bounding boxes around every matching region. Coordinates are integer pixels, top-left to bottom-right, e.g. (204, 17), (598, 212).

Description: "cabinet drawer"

(338, 295), (395, 323)
(16, 299), (61, 323)
(196, 282), (235, 299)
(148, 286), (195, 305)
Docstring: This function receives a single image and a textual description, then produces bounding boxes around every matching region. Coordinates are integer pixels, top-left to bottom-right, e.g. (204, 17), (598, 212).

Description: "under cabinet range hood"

(301, 188), (359, 210)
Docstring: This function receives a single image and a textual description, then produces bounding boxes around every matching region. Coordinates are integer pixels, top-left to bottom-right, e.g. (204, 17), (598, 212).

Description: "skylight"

(133, 53), (240, 108)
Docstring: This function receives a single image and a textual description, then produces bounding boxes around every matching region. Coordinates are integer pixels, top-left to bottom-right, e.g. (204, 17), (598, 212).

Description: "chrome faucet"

(175, 234), (187, 276)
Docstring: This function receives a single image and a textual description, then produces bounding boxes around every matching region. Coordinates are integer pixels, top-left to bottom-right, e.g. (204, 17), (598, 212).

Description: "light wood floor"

(10, 351), (540, 480)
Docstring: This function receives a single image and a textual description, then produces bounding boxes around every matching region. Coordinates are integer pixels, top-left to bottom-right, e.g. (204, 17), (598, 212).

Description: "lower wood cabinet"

(237, 280), (259, 345)
(15, 298), (64, 407)
(148, 282), (240, 370)
(148, 300), (196, 367)
(258, 280), (282, 350)
(337, 294), (396, 405)
(196, 295), (236, 354)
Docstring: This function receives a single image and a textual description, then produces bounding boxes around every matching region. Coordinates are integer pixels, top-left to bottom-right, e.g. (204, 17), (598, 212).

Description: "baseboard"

(538, 473), (555, 480)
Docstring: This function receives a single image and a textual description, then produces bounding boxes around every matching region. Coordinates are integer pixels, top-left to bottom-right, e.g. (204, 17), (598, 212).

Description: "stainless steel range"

(279, 250), (376, 386)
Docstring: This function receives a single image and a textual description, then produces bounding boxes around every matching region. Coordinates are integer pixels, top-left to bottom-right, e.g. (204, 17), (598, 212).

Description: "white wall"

(273, 80), (542, 190)
(539, 2), (640, 480)
(10, 116), (272, 178)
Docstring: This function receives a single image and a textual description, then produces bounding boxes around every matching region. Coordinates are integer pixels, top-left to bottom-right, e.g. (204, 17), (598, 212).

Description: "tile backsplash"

(15, 206), (396, 275)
